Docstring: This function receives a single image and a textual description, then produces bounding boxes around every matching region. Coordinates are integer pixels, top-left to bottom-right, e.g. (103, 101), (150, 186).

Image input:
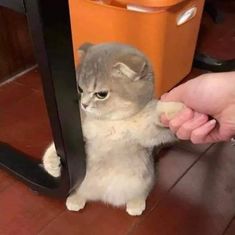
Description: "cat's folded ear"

(78, 42), (93, 60)
(112, 54), (149, 81)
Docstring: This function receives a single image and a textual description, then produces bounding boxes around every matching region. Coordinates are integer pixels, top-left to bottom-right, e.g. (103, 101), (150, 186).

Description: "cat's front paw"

(66, 193), (86, 212)
(126, 198), (146, 216)
(43, 143), (61, 177)
(157, 101), (185, 120)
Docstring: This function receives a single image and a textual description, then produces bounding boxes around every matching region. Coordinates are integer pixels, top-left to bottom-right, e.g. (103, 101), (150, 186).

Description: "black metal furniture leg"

(0, 0), (86, 197)
(193, 0), (235, 72)
(205, 0), (224, 24)
(194, 53), (235, 72)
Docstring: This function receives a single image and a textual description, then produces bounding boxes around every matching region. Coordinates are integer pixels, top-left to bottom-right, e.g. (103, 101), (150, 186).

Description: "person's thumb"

(160, 84), (187, 102)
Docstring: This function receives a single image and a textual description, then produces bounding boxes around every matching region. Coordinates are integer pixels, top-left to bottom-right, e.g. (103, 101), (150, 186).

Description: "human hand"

(161, 72), (235, 144)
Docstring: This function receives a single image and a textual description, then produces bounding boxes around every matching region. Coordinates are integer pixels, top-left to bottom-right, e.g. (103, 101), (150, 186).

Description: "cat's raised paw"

(157, 101), (185, 120)
(126, 198), (146, 216)
(43, 144), (61, 177)
(66, 194), (86, 212)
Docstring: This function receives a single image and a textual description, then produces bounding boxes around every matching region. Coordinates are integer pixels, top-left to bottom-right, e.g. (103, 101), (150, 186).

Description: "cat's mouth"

(81, 105), (103, 118)
(81, 105), (94, 113)
(81, 103), (89, 110)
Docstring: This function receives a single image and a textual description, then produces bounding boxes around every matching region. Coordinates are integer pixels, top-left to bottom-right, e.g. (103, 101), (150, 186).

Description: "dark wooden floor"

(0, 1), (235, 234)
(0, 69), (235, 235)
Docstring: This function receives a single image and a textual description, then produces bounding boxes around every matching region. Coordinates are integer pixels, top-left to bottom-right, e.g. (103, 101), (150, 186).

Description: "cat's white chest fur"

(83, 100), (175, 147)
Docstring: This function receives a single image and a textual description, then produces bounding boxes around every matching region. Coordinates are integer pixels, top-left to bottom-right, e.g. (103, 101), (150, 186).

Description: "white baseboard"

(0, 64), (38, 88)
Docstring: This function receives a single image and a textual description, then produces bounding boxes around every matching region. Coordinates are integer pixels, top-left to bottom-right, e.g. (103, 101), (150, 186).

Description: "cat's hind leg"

(126, 197), (146, 216)
(66, 191), (86, 212)
(42, 143), (61, 177)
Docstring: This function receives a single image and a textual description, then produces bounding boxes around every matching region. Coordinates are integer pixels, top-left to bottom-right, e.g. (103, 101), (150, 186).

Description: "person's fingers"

(203, 124), (235, 143)
(168, 108), (194, 133)
(190, 119), (217, 144)
(175, 112), (208, 140)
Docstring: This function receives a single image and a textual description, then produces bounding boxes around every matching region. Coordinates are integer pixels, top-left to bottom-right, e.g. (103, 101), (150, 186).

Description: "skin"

(160, 72), (235, 144)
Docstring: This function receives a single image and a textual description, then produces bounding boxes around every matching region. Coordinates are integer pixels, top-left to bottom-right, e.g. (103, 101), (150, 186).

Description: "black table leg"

(194, 53), (235, 72)
(0, 0), (86, 197)
(193, 1), (235, 72)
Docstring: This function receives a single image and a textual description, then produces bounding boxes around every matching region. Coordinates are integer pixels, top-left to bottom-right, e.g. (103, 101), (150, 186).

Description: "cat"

(42, 43), (184, 216)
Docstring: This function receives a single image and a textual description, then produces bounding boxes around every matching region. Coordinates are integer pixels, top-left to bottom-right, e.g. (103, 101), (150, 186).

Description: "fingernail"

(209, 119), (216, 125)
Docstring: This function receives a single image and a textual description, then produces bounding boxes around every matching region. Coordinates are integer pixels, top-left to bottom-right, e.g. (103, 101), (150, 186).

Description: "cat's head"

(77, 43), (154, 120)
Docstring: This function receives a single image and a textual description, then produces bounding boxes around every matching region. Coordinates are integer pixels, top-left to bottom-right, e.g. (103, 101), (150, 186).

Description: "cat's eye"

(95, 91), (109, 100)
(78, 86), (83, 93)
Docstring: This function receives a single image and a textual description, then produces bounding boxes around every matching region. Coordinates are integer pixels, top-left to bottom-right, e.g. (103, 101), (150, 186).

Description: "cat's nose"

(82, 103), (88, 109)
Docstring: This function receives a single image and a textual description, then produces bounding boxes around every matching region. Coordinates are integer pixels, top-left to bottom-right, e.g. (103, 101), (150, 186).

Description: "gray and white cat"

(43, 43), (184, 216)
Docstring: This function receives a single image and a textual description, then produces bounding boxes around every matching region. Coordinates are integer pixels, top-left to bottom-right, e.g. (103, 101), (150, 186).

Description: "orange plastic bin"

(69, 0), (205, 97)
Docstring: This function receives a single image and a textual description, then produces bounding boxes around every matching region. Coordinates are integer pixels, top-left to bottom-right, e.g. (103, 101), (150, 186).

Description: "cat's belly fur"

(78, 141), (155, 206)
(78, 100), (175, 206)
